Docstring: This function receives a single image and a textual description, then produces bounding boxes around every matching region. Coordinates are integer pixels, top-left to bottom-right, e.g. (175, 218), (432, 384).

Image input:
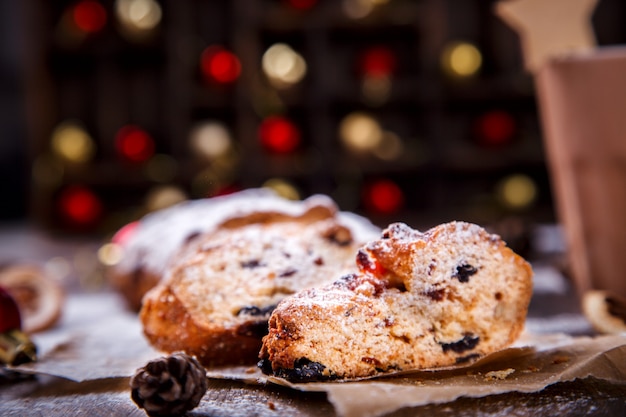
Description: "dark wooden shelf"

(28, 0), (626, 233)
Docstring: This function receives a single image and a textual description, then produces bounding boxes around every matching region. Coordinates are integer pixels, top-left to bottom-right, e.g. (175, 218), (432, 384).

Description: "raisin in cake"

(259, 221), (533, 381)
(108, 189), (376, 311)
(140, 197), (380, 366)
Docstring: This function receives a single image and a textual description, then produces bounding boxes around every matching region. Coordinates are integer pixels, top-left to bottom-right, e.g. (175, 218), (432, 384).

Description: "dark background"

(1, 0), (625, 237)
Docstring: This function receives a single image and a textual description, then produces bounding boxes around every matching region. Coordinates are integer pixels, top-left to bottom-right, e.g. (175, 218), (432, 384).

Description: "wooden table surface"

(1, 371), (625, 416)
(1, 225), (625, 416)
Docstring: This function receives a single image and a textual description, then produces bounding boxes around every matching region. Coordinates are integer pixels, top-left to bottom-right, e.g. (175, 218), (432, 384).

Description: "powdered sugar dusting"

(337, 211), (381, 244)
(172, 218), (364, 325)
(114, 189), (344, 276)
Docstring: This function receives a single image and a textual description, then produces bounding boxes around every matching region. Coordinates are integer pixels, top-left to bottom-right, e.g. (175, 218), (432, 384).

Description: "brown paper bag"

(536, 47), (626, 298)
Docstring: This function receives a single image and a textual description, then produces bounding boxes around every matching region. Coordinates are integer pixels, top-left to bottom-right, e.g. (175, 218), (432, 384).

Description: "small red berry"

(0, 286), (22, 333)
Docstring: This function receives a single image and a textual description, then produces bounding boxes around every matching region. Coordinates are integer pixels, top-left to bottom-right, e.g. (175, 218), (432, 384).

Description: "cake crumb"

(484, 368), (515, 381)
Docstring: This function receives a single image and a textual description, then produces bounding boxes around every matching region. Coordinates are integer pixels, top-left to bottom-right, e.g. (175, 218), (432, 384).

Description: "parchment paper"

(7, 292), (626, 417)
(10, 292), (158, 381)
(267, 334), (626, 417)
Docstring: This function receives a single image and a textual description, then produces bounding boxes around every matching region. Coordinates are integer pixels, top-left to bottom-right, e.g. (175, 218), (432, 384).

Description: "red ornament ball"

(364, 179), (404, 215)
(285, 0), (318, 10)
(474, 110), (516, 146)
(360, 46), (396, 78)
(258, 116), (301, 154)
(58, 185), (103, 225)
(200, 46), (241, 84)
(115, 125), (155, 163)
(72, 0), (107, 34)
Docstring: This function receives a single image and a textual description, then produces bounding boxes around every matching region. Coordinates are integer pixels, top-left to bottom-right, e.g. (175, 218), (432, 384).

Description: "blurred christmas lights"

(441, 41), (482, 78)
(98, 243), (124, 266)
(115, 0), (162, 40)
(189, 121), (233, 160)
(343, 0), (389, 19)
(262, 43), (307, 89)
(474, 110), (516, 146)
(259, 116), (301, 154)
(72, 0), (108, 34)
(144, 185), (187, 212)
(262, 178), (300, 200)
(372, 131), (404, 161)
(363, 179), (404, 215)
(200, 45), (241, 84)
(358, 46), (395, 105)
(51, 121), (96, 164)
(360, 46), (396, 78)
(284, 0), (318, 11)
(58, 185), (103, 226)
(115, 125), (155, 163)
(339, 112), (383, 154)
(497, 174), (537, 210)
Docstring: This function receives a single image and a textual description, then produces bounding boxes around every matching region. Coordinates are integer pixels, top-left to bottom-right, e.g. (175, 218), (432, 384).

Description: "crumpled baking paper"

(7, 293), (626, 417)
(9, 292), (157, 381)
(264, 333), (626, 417)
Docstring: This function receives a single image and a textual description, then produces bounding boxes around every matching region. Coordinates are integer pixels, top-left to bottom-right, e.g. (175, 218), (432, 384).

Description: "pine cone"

(130, 352), (208, 417)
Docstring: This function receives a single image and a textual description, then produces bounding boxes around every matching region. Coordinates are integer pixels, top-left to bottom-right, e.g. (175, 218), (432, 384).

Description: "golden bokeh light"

(343, 0), (388, 19)
(263, 178), (300, 200)
(441, 41), (482, 78)
(97, 243), (124, 266)
(51, 120), (96, 163)
(189, 121), (233, 160)
(144, 185), (187, 212)
(339, 112), (383, 153)
(262, 43), (307, 88)
(372, 131), (404, 161)
(497, 174), (537, 209)
(115, 0), (162, 33)
(343, 0), (373, 19)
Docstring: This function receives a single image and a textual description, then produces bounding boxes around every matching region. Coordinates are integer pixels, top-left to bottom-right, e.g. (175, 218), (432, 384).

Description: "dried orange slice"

(582, 290), (626, 334)
(0, 264), (64, 334)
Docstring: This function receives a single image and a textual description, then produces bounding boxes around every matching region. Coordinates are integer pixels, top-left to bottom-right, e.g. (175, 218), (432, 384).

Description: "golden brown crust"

(141, 285), (263, 366)
(260, 221), (533, 381)
(139, 198), (380, 367)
